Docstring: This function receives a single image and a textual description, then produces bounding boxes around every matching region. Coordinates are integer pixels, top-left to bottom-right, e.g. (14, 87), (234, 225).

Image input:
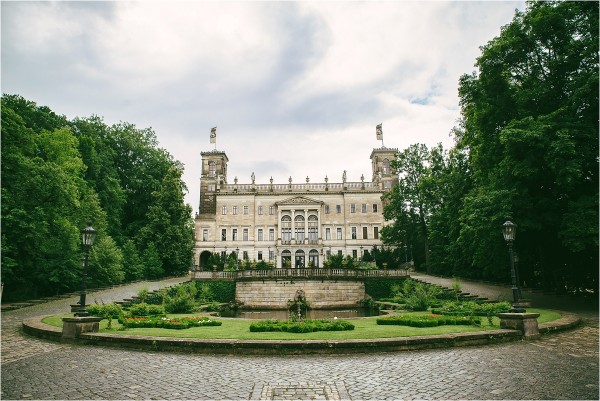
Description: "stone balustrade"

(191, 268), (408, 281)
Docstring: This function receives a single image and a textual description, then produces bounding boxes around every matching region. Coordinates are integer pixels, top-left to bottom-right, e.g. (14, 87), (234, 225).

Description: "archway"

(199, 250), (212, 271)
(281, 250), (291, 268)
(295, 249), (305, 268)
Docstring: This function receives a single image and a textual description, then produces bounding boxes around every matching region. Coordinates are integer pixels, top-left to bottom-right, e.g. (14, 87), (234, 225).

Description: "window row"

(202, 225), (379, 242)
(219, 203), (379, 215)
(324, 203), (379, 214)
(324, 226), (379, 240)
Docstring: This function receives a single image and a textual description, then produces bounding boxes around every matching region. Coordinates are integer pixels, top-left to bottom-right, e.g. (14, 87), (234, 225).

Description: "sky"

(2, 1), (525, 211)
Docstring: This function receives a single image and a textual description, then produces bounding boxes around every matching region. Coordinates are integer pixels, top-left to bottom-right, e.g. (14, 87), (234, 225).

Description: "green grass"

(41, 308), (561, 340)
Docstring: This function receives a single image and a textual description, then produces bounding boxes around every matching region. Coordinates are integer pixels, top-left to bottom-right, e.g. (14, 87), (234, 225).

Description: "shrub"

(431, 301), (511, 316)
(376, 314), (480, 327)
(120, 316), (222, 329)
(127, 302), (165, 317)
(193, 281), (236, 303)
(249, 319), (354, 333)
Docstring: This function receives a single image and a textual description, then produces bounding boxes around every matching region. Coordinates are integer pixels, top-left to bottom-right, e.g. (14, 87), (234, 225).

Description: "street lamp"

(235, 247), (240, 270)
(502, 220), (525, 313)
(75, 222), (97, 317)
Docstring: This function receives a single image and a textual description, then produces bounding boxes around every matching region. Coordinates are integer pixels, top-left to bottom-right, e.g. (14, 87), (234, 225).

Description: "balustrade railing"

(191, 268), (408, 280)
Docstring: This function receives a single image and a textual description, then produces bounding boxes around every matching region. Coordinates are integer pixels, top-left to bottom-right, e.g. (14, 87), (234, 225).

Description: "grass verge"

(41, 308), (560, 340)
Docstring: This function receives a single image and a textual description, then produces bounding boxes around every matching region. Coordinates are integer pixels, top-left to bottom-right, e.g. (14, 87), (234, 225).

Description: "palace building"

(193, 146), (398, 269)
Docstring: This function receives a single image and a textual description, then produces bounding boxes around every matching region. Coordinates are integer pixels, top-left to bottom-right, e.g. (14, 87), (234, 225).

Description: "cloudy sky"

(2, 1), (524, 210)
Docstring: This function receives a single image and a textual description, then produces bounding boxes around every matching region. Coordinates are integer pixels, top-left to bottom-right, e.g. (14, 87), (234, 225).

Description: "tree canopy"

(1, 94), (194, 301)
(382, 1), (598, 293)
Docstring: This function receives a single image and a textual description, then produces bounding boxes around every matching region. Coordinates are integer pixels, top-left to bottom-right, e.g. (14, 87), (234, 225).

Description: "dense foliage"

(1, 95), (194, 301)
(381, 2), (598, 294)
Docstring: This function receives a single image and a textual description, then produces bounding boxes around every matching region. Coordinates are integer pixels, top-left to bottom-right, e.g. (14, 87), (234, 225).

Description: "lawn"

(42, 308), (560, 340)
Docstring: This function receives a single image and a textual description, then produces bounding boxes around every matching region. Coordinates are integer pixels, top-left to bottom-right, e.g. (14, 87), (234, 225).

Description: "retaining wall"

(236, 280), (365, 309)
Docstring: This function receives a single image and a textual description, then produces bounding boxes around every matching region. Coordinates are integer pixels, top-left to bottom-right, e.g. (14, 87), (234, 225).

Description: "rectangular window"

(257, 229), (263, 241)
(336, 227), (342, 240)
(243, 228), (248, 241)
(326, 250), (331, 259)
(269, 250), (274, 261)
(243, 206), (248, 215)
(337, 250), (343, 256)
(258, 251), (263, 261)
(351, 227), (357, 239)
(372, 204), (378, 213)
(221, 251), (227, 258)
(232, 229), (238, 241)
(243, 251), (249, 260)
(374, 226), (379, 239)
(269, 206), (275, 215)
(325, 205), (330, 214)
(208, 184), (215, 192)
(221, 206), (227, 215)
(202, 229), (208, 241)
(232, 206), (238, 215)
(352, 249), (358, 259)
(336, 205), (341, 213)
(361, 204), (367, 213)
(258, 206), (263, 215)
(325, 228), (331, 240)
(350, 204), (356, 213)
(221, 229), (226, 241)
(269, 228), (274, 241)
(362, 226), (368, 239)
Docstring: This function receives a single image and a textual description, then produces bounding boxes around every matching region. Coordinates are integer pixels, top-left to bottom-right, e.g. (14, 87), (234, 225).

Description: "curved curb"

(22, 313), (583, 355)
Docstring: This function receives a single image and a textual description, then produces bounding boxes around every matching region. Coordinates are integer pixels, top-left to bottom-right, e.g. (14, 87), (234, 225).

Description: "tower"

(199, 150), (228, 215)
(370, 147), (398, 191)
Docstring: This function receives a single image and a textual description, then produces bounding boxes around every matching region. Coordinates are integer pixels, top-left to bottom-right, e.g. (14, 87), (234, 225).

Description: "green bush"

(120, 316), (222, 329)
(193, 281), (236, 303)
(364, 278), (409, 299)
(376, 314), (480, 327)
(249, 319), (355, 333)
(431, 301), (511, 316)
(127, 302), (166, 317)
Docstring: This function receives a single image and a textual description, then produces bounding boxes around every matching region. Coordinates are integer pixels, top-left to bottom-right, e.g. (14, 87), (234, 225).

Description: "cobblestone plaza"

(2, 276), (598, 400)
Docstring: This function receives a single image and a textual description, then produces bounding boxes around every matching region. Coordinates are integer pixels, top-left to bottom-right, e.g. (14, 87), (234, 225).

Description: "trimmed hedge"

(431, 301), (511, 316)
(119, 316), (222, 330)
(376, 314), (481, 327)
(249, 319), (355, 333)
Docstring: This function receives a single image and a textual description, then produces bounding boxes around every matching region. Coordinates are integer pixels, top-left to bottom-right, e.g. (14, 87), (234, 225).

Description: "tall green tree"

(138, 166), (194, 276)
(456, 1), (598, 291)
(381, 143), (445, 273)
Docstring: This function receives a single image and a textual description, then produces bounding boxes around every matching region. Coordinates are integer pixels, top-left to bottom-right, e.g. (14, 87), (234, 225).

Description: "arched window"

(382, 158), (390, 175)
(281, 215), (292, 242)
(294, 215), (305, 242)
(209, 161), (216, 177)
(281, 250), (291, 268)
(308, 249), (319, 268)
(295, 250), (305, 268)
(308, 215), (318, 242)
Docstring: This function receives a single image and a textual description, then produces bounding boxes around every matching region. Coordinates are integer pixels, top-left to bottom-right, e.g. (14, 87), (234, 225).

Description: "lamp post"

(235, 247), (240, 270)
(75, 222), (97, 317)
(502, 220), (525, 313)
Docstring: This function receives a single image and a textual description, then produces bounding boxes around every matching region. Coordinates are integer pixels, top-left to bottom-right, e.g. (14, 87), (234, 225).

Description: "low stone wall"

(236, 280), (366, 309)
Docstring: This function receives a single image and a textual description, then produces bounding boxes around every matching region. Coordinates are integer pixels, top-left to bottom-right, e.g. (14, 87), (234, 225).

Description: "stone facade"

(194, 147), (398, 269)
(236, 280), (366, 309)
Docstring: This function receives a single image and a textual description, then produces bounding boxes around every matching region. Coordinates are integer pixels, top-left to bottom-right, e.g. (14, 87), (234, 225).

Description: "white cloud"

(2, 1), (526, 210)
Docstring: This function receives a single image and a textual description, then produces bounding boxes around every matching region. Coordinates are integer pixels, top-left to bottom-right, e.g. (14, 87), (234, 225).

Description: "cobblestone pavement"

(2, 275), (598, 400)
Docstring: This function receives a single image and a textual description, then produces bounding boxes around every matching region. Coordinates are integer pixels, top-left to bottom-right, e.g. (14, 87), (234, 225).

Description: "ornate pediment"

(275, 196), (323, 206)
